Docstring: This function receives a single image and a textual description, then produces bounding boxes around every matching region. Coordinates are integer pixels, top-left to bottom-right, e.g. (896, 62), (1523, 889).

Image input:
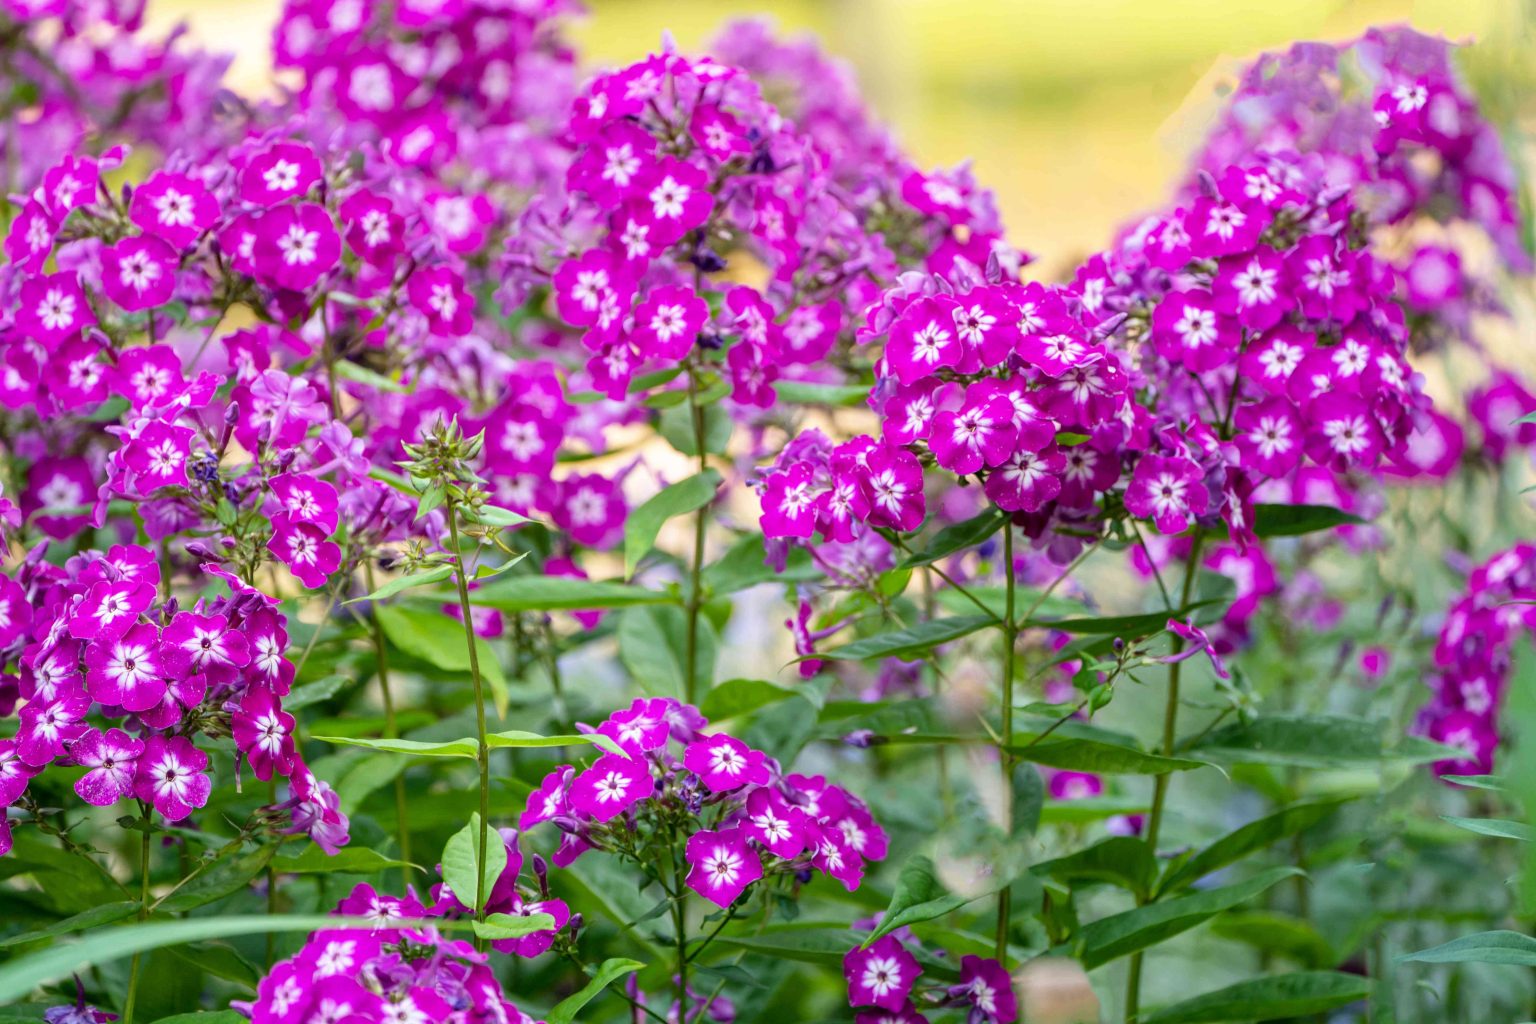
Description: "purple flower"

(1165, 619), (1231, 680)
(101, 236), (177, 312)
(683, 734), (770, 794)
(128, 170), (216, 250)
(568, 754), (654, 822)
(684, 827), (763, 908)
(84, 623), (166, 712)
(1123, 455), (1209, 535)
(843, 935), (921, 1012)
(232, 688), (297, 782)
(955, 955), (1017, 1023)
(69, 580), (155, 642)
(134, 736), (212, 822)
(69, 727), (144, 807)
(267, 515), (342, 590)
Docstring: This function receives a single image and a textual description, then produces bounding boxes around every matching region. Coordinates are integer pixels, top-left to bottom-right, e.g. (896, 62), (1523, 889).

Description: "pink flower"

(759, 463), (821, 540)
(17, 272), (94, 347)
(268, 473), (340, 533)
(886, 296), (962, 385)
(741, 787), (811, 859)
(1184, 195), (1264, 257)
(1213, 249), (1289, 330)
(1304, 393), (1385, 468)
(232, 687), (297, 781)
(930, 392), (1016, 476)
(550, 473), (626, 549)
(596, 698), (674, 757)
(568, 122), (656, 205)
(5, 200), (55, 272)
(255, 203), (342, 291)
(812, 822), (865, 891)
(409, 266), (474, 337)
(568, 753), (654, 822)
(858, 446), (925, 532)
(519, 765), (573, 829)
(0, 575), (32, 648)
(101, 236), (178, 311)
(41, 153), (99, 219)
(69, 579), (155, 642)
(123, 421), (195, 490)
(1123, 454), (1209, 535)
(69, 727), (144, 807)
(1241, 326), (1312, 396)
(843, 936), (921, 1012)
(1151, 290), (1238, 372)
(630, 285), (707, 362)
(1234, 398), (1303, 479)
(22, 456), (95, 540)
(267, 514), (342, 589)
(1048, 771), (1102, 800)
(986, 431), (1065, 513)
(684, 827), (763, 907)
(84, 623), (166, 712)
(683, 733), (770, 793)
(956, 955), (1017, 1023)
(161, 612), (251, 680)
(135, 735), (212, 822)
(339, 189), (404, 267)
(0, 739), (45, 804)
(129, 171), (217, 250)
(16, 685), (91, 766)
(241, 141), (323, 206)
(112, 345), (186, 408)
(638, 157), (713, 244)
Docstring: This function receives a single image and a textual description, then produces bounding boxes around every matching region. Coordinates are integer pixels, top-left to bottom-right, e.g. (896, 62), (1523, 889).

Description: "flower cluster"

(843, 934), (1016, 1024)
(428, 828), (570, 958)
(521, 697), (887, 906)
(239, 883), (538, 1024)
(1416, 544), (1536, 776)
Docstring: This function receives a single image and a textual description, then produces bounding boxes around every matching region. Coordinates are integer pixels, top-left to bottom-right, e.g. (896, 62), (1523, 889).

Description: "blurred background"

(145, 0), (1535, 277)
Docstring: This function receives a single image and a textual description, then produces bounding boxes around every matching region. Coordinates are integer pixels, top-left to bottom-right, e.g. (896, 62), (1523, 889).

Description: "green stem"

(670, 846), (690, 1016)
(994, 522), (1018, 962)
(448, 504), (492, 928)
(682, 367), (708, 705)
(123, 806), (152, 1024)
(1124, 528), (1205, 1023)
(366, 566), (413, 891)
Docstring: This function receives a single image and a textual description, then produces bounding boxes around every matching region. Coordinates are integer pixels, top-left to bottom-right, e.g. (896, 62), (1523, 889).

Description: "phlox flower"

(843, 935), (921, 1013)
(568, 753), (654, 822)
(684, 827), (763, 907)
(682, 733), (770, 793)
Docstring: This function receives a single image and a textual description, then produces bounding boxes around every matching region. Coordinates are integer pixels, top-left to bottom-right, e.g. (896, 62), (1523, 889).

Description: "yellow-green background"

(146, 0), (1534, 276)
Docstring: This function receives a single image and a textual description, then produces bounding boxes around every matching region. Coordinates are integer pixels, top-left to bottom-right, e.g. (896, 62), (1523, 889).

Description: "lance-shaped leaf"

(624, 469), (721, 578)
(1158, 798), (1348, 895)
(473, 912), (558, 942)
(544, 958), (647, 1024)
(1187, 714), (1453, 769)
(376, 604), (509, 718)
(345, 565), (454, 604)
(866, 853), (1021, 944)
(1033, 837), (1158, 901)
(1009, 738), (1208, 776)
(899, 508), (1008, 569)
(1398, 930), (1536, 966)
(314, 729), (623, 759)
(818, 615), (996, 661)
(463, 575), (676, 611)
(1441, 815), (1534, 841)
(1250, 503), (1366, 537)
(1140, 971), (1370, 1023)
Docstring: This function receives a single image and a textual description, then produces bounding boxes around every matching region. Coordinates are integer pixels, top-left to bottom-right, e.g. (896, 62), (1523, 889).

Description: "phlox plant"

(0, 4), (1533, 1024)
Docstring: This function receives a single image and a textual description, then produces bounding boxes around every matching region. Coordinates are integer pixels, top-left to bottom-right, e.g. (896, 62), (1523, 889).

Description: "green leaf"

(0, 915), (439, 1003)
(624, 470), (721, 578)
(1009, 738), (1208, 776)
(1251, 503), (1366, 537)
(1208, 912), (1335, 969)
(443, 814), (507, 914)
(867, 853), (1015, 943)
(701, 534), (821, 594)
(617, 604), (715, 699)
(146, 1013), (249, 1024)
(464, 575), (675, 611)
(1033, 837), (1158, 900)
(1441, 815), (1534, 841)
(544, 957), (646, 1024)
(157, 844), (280, 914)
(1140, 971), (1371, 1023)
(1441, 773), (1507, 791)
(1398, 930), (1536, 965)
(315, 730), (622, 759)
(332, 359), (406, 393)
(0, 901), (138, 949)
(1074, 867), (1301, 969)
(472, 505), (536, 528)
(1187, 714), (1451, 768)
(699, 678), (800, 720)
(1515, 411), (1536, 427)
(1159, 799), (1347, 894)
(1038, 797), (1148, 825)
(772, 380), (872, 406)
(899, 508), (1007, 569)
(659, 402), (731, 456)
(472, 912), (558, 941)
(375, 604), (509, 719)
(819, 615), (996, 661)
(166, 941), (262, 989)
(271, 846), (416, 876)
(347, 566), (456, 605)
(282, 674), (349, 711)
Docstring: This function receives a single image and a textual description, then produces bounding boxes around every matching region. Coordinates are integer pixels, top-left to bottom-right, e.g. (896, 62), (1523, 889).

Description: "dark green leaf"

(624, 470), (721, 578)
(166, 941), (262, 989)
(1010, 738), (1208, 775)
(1251, 503), (1366, 537)
(157, 844), (279, 914)
(376, 604), (509, 718)
(700, 678), (800, 720)
(819, 615), (995, 661)
(1209, 912), (1335, 968)
(271, 846), (416, 876)
(899, 508), (1007, 569)
(1140, 971), (1370, 1023)
(1187, 714), (1451, 768)
(345, 566), (454, 604)
(1075, 867), (1301, 969)
(544, 958), (646, 1024)
(701, 534), (821, 594)
(0, 902), (138, 949)
(1441, 815), (1533, 841)
(1033, 837), (1157, 900)
(868, 854), (1013, 943)
(1398, 930), (1536, 966)
(1159, 799), (1347, 894)
(282, 674), (349, 711)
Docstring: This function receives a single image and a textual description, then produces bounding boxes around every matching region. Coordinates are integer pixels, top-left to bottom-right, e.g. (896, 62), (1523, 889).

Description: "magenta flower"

(0, 575), (33, 649)
(955, 955), (1017, 1023)
(101, 236), (178, 311)
(550, 474), (626, 549)
(843, 936), (921, 1012)
(1234, 398), (1303, 479)
(1213, 249), (1289, 330)
(683, 734), (770, 794)
(5, 200), (55, 272)
(16, 685), (92, 766)
(128, 170), (217, 250)
(886, 296), (962, 385)
(134, 735), (212, 822)
(858, 446), (925, 532)
(553, 250), (632, 330)
(812, 822), (865, 891)
(758, 463), (821, 540)
(240, 140), (323, 206)
(596, 698), (674, 757)
(69, 727), (144, 807)
(1048, 771), (1103, 801)
(639, 156), (713, 244)
(123, 421), (195, 490)
(245, 609), (295, 694)
(112, 345), (186, 408)
(985, 436), (1065, 513)
(1304, 393), (1385, 468)
(519, 765), (573, 830)
(17, 271), (93, 347)
(1165, 618), (1231, 679)
(1123, 455), (1209, 535)
(1151, 290), (1238, 373)
(267, 515), (342, 589)
(930, 393), (1016, 476)
(232, 688), (297, 781)
(684, 827), (763, 907)
(339, 189), (404, 267)
(84, 623), (166, 712)
(69, 580), (155, 642)
(256, 203), (342, 291)
(409, 266), (475, 337)
(161, 612), (251, 680)
(1241, 326), (1312, 396)
(631, 285), (707, 362)
(855, 1008), (930, 1024)
(741, 787), (811, 859)
(1184, 195), (1264, 257)
(268, 473), (340, 533)
(568, 753), (654, 822)
(0, 739), (44, 805)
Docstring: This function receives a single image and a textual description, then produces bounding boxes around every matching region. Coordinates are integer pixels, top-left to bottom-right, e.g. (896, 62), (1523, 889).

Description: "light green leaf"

(1010, 738), (1208, 776)
(1441, 773), (1507, 791)
(315, 730), (622, 759)
(472, 505), (536, 528)
(472, 912), (557, 941)
(1033, 837), (1157, 900)
(701, 534), (821, 594)
(617, 604), (716, 699)
(1075, 867), (1301, 969)
(899, 508), (1007, 569)
(1038, 797), (1148, 825)
(772, 380), (871, 406)
(1209, 912), (1336, 969)
(1159, 799), (1347, 894)
(1441, 815), (1534, 841)
(333, 359), (406, 393)
(375, 604), (509, 719)
(282, 674), (349, 711)
(544, 958), (646, 1024)
(1140, 971), (1370, 1023)
(867, 853), (1020, 944)
(464, 575), (676, 611)
(271, 846), (416, 876)
(1188, 714), (1452, 768)
(624, 470), (721, 578)
(659, 402), (731, 456)
(699, 678), (801, 720)
(819, 615), (995, 661)
(345, 566), (456, 604)
(1398, 930), (1536, 965)
(443, 814), (507, 914)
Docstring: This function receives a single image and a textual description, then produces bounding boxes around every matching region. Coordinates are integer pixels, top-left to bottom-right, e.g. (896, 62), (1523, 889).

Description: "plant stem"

(123, 805), (152, 1024)
(366, 564), (413, 891)
(682, 366), (709, 705)
(447, 503), (492, 927)
(670, 845), (690, 1016)
(1124, 528), (1205, 1022)
(994, 521), (1017, 962)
